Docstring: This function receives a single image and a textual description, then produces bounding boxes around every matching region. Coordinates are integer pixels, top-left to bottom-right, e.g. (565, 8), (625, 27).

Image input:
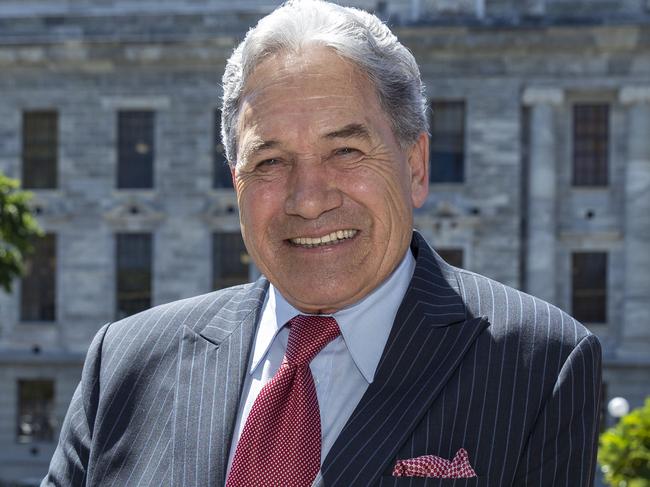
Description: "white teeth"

(290, 230), (357, 247)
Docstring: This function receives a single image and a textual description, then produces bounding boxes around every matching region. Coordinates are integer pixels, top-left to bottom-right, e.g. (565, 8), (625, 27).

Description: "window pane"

(213, 109), (232, 188)
(430, 101), (465, 183)
(213, 232), (249, 290)
(117, 111), (154, 189)
(17, 380), (55, 444)
(437, 248), (464, 268)
(572, 252), (607, 323)
(22, 111), (58, 189)
(116, 233), (152, 319)
(573, 104), (609, 186)
(20, 234), (56, 322)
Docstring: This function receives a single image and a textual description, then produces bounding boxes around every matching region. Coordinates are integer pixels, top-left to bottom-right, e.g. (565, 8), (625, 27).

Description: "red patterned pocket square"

(392, 448), (477, 478)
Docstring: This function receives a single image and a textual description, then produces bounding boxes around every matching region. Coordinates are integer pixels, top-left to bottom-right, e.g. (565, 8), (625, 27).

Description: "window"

(214, 109), (232, 188)
(429, 101), (465, 183)
(17, 380), (55, 443)
(572, 252), (607, 323)
(117, 111), (154, 188)
(22, 111), (58, 189)
(213, 232), (249, 290)
(21, 234), (56, 322)
(116, 233), (152, 319)
(437, 248), (464, 268)
(572, 104), (609, 186)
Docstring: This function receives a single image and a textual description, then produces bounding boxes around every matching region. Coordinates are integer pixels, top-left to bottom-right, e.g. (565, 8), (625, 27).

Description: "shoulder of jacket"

(101, 280), (266, 351)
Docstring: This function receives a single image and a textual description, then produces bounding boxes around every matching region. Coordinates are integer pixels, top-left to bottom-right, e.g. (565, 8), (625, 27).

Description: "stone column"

(619, 87), (650, 356)
(522, 87), (564, 305)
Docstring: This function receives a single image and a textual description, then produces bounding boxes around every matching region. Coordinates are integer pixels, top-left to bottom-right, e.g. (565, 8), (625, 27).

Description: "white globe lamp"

(607, 397), (630, 418)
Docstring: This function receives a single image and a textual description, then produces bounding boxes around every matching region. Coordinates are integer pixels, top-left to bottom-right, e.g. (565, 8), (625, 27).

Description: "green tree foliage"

(599, 397), (650, 487)
(0, 172), (43, 293)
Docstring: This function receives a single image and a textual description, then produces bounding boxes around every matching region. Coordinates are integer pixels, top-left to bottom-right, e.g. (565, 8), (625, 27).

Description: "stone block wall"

(0, 2), (649, 484)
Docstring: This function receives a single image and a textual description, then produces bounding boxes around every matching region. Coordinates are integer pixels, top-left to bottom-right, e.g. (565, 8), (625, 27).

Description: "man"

(43, 1), (602, 486)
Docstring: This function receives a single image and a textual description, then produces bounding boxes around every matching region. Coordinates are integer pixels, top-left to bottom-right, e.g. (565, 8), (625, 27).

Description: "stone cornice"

(522, 87), (564, 106)
(619, 86), (650, 104)
(101, 95), (171, 110)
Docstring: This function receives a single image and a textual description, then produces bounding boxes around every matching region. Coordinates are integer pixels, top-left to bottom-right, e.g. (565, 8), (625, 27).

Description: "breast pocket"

(378, 476), (484, 487)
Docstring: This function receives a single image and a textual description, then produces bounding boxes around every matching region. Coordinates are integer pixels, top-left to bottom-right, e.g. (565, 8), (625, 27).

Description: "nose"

(284, 161), (342, 219)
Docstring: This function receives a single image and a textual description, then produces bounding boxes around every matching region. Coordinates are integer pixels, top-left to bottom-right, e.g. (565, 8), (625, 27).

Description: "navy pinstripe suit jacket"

(43, 232), (602, 486)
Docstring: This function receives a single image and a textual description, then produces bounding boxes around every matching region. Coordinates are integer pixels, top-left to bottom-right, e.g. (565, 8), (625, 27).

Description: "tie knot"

(285, 315), (340, 367)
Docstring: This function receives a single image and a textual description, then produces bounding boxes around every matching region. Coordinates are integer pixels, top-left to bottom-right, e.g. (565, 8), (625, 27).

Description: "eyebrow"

(242, 139), (280, 159)
(241, 123), (371, 160)
(324, 123), (372, 141)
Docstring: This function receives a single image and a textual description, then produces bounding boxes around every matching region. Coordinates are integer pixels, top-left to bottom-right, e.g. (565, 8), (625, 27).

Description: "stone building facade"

(0, 0), (648, 484)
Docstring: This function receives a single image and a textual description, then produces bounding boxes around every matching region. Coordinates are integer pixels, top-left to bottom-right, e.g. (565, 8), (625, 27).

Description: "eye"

(257, 158), (280, 168)
(334, 147), (360, 157)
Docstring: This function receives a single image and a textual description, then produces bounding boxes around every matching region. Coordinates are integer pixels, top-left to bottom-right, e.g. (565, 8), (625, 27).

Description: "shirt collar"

(250, 248), (416, 384)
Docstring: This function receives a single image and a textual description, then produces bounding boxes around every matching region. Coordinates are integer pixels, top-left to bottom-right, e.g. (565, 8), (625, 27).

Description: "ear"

(230, 164), (237, 191)
(407, 132), (429, 208)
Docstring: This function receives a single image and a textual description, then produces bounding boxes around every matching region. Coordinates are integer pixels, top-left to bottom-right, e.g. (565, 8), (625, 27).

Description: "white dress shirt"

(226, 248), (416, 473)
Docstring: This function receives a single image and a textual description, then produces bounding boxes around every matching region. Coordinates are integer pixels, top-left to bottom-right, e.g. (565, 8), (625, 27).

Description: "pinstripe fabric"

(42, 279), (267, 487)
(319, 232), (602, 487)
(43, 231), (601, 487)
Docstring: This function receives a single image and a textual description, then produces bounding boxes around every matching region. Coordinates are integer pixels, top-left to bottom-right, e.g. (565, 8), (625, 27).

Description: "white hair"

(221, 0), (428, 165)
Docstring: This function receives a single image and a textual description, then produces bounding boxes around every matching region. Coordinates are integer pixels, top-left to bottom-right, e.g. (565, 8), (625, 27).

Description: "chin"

(291, 290), (359, 314)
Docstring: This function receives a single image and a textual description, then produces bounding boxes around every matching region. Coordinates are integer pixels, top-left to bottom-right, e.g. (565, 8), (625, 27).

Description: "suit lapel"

(171, 279), (268, 486)
(322, 232), (490, 486)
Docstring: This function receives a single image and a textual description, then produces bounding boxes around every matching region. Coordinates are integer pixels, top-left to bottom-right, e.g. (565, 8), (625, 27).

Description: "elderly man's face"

(232, 47), (428, 313)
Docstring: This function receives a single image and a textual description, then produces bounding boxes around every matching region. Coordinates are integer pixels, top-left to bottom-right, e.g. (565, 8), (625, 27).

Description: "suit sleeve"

(514, 333), (602, 487)
(41, 323), (111, 487)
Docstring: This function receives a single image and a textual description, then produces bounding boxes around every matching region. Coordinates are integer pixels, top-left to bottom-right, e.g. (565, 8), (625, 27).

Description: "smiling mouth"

(289, 229), (358, 248)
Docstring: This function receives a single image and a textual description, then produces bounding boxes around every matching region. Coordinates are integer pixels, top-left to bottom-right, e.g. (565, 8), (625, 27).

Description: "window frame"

(116, 110), (155, 189)
(429, 100), (466, 184)
(212, 231), (250, 290)
(571, 251), (608, 324)
(20, 233), (57, 323)
(115, 233), (153, 320)
(21, 110), (59, 190)
(16, 379), (56, 444)
(571, 102), (610, 187)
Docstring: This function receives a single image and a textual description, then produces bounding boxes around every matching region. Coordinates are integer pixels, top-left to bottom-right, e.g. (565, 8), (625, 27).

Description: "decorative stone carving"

(104, 196), (165, 229)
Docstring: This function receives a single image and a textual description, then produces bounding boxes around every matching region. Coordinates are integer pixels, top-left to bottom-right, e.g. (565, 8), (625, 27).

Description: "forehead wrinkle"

(237, 50), (386, 163)
(323, 123), (372, 142)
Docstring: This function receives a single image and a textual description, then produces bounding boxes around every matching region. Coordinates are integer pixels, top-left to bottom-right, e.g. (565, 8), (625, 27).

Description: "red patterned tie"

(226, 315), (341, 487)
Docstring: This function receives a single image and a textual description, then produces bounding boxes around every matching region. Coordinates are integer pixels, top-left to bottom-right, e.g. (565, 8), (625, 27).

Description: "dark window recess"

(572, 252), (607, 323)
(213, 232), (249, 290)
(437, 248), (464, 268)
(573, 104), (609, 186)
(116, 233), (152, 319)
(17, 380), (55, 443)
(600, 382), (608, 433)
(117, 111), (154, 189)
(20, 234), (56, 322)
(214, 109), (232, 188)
(22, 111), (58, 189)
(429, 101), (465, 183)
